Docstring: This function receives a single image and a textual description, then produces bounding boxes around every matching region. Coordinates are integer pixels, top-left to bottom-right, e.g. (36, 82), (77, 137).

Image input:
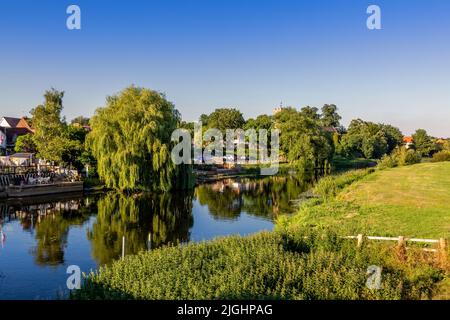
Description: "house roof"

(1, 117), (21, 128)
(0, 117), (33, 130)
(322, 126), (338, 133)
(403, 136), (413, 143)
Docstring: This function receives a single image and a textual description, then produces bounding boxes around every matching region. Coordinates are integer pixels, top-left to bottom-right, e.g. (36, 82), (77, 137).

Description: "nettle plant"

(171, 122), (280, 176)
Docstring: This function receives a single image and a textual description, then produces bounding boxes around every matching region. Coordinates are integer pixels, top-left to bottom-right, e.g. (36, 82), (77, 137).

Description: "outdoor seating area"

(0, 169), (80, 188)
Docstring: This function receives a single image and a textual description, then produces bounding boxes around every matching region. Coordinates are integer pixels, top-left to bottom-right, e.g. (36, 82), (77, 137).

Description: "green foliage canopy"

(202, 108), (245, 132)
(412, 129), (435, 157)
(87, 86), (191, 192)
(274, 107), (334, 170)
(30, 89), (73, 163)
(340, 119), (403, 159)
(14, 133), (36, 153)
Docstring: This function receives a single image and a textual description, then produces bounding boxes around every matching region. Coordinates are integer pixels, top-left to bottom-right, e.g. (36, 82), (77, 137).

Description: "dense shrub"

(313, 168), (374, 198)
(431, 151), (450, 163)
(378, 154), (397, 169)
(377, 147), (421, 169)
(399, 148), (422, 166)
(71, 230), (445, 300)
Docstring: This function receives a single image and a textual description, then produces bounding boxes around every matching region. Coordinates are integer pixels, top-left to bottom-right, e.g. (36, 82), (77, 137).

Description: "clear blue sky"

(0, 0), (449, 136)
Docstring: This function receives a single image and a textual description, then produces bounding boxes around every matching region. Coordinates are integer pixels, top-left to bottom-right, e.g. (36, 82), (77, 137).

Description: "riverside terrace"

(0, 167), (82, 199)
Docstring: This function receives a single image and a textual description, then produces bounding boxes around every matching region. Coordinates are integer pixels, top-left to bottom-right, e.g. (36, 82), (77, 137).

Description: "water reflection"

(1, 196), (93, 266)
(87, 192), (194, 265)
(196, 175), (311, 220)
(0, 175), (308, 267)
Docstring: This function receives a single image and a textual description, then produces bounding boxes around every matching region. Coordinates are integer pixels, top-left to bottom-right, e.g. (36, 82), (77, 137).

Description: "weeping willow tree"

(87, 86), (193, 192)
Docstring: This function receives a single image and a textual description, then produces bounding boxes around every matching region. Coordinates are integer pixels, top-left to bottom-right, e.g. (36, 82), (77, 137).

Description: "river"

(0, 175), (310, 299)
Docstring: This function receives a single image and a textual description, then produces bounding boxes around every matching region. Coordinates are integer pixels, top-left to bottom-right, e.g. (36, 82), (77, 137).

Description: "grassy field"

(280, 162), (450, 238)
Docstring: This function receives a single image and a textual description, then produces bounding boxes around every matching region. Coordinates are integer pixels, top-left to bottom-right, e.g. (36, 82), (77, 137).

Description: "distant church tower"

(272, 101), (284, 115)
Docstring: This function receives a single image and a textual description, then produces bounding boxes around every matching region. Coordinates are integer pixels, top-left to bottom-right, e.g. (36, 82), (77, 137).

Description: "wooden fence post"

(439, 238), (447, 251)
(397, 236), (405, 247)
(122, 236), (125, 260)
(438, 238), (448, 267)
(357, 234), (364, 248)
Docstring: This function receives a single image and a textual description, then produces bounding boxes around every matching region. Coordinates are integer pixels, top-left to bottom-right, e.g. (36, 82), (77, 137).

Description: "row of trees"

(19, 86), (447, 192)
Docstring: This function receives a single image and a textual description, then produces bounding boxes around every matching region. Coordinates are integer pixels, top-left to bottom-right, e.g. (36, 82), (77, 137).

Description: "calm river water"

(0, 175), (309, 299)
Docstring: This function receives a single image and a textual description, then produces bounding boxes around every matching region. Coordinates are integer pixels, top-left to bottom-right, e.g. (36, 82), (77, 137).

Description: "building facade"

(0, 117), (34, 154)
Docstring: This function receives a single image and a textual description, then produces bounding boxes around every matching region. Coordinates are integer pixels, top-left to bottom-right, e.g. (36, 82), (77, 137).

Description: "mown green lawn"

(282, 162), (450, 238)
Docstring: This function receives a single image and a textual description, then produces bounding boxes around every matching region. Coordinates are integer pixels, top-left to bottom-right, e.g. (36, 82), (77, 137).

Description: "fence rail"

(344, 234), (447, 253)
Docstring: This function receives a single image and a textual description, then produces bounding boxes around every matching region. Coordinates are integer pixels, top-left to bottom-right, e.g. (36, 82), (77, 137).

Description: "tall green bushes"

(431, 151), (450, 163)
(378, 147), (421, 169)
(72, 230), (445, 300)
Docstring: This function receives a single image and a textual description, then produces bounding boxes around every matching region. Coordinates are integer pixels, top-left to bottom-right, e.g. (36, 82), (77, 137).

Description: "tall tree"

(412, 129), (435, 157)
(30, 89), (72, 162)
(203, 108), (245, 132)
(87, 86), (192, 192)
(300, 106), (320, 121)
(380, 124), (403, 153)
(244, 114), (273, 131)
(274, 107), (334, 171)
(321, 104), (342, 128)
(340, 119), (391, 159)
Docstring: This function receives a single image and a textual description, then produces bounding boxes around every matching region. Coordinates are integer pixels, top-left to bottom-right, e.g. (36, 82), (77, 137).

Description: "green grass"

(280, 162), (450, 238)
(72, 230), (446, 300)
(332, 156), (377, 172)
(313, 168), (375, 198)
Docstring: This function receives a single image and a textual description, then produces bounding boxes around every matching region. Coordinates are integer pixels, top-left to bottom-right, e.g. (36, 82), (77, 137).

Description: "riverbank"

(279, 162), (450, 238)
(72, 162), (450, 300)
(0, 181), (84, 198)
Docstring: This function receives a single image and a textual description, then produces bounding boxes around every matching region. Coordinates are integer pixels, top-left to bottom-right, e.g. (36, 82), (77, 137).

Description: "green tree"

(14, 133), (37, 153)
(203, 108), (245, 132)
(300, 106), (320, 121)
(199, 114), (209, 127)
(320, 104), (342, 128)
(274, 107), (334, 171)
(62, 125), (88, 170)
(412, 129), (434, 157)
(380, 124), (403, 154)
(244, 114), (273, 132)
(340, 119), (396, 159)
(87, 86), (192, 192)
(30, 89), (72, 162)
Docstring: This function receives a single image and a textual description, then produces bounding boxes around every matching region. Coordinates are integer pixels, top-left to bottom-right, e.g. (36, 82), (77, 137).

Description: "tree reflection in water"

(0, 198), (93, 266)
(195, 174), (312, 221)
(87, 191), (194, 265)
(0, 174), (309, 268)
